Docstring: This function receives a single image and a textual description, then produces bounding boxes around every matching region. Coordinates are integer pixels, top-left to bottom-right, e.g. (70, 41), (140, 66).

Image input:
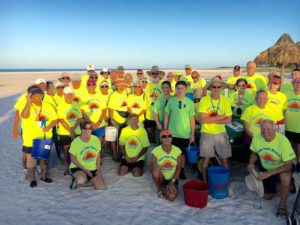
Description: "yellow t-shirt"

(69, 135), (101, 171)
(285, 91), (300, 133)
(57, 100), (82, 135)
(250, 133), (295, 170)
(267, 91), (287, 121)
(21, 102), (58, 147)
(72, 87), (86, 109)
(53, 94), (64, 107)
(152, 145), (181, 180)
(244, 73), (267, 91)
(241, 104), (277, 135)
(119, 126), (150, 161)
(198, 95), (232, 134)
(108, 90), (128, 124)
(170, 80), (176, 96)
(181, 74), (193, 93)
(191, 78), (207, 91)
(226, 76), (243, 85)
(145, 81), (162, 120)
(127, 93), (146, 123)
(81, 92), (106, 128)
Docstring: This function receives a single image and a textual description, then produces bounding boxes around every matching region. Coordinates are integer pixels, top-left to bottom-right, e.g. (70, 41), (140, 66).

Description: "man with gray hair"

(247, 119), (295, 218)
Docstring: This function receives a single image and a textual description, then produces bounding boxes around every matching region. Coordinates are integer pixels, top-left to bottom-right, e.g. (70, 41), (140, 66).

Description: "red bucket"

(182, 180), (209, 208)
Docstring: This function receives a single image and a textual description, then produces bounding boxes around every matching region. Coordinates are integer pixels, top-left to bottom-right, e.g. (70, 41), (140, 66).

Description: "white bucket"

(105, 126), (118, 141)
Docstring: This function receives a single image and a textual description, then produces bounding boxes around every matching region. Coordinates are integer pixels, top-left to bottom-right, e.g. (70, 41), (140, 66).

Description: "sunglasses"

(57, 86), (64, 89)
(142, 81), (148, 83)
(151, 72), (159, 75)
(82, 126), (92, 130)
(161, 134), (172, 139)
(100, 85), (109, 88)
(61, 77), (70, 80)
(90, 76), (98, 79)
(212, 86), (222, 89)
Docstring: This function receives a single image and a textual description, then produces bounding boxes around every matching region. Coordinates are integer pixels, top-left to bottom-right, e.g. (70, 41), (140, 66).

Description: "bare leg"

(146, 127), (155, 144)
(91, 173), (107, 190)
(40, 160), (47, 180)
(220, 158), (229, 169)
(132, 167), (143, 177)
(119, 165), (129, 176)
(202, 157), (211, 183)
(152, 167), (163, 192)
(278, 171), (292, 208)
(22, 153), (27, 169)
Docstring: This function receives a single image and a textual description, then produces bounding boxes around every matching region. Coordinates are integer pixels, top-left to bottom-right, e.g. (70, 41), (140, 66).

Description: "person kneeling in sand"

(119, 114), (150, 176)
(247, 119), (295, 219)
(69, 120), (106, 190)
(149, 129), (181, 201)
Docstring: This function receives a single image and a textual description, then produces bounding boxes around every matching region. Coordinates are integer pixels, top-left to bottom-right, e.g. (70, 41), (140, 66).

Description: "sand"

(0, 70), (297, 225)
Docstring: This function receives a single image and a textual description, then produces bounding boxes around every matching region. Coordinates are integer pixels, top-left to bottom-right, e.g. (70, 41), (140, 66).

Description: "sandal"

(276, 207), (288, 219)
(40, 177), (53, 183)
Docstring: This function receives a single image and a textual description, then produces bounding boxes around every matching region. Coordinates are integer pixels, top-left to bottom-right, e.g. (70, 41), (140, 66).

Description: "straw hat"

(245, 174), (264, 198)
(146, 66), (165, 76)
(205, 76), (227, 90)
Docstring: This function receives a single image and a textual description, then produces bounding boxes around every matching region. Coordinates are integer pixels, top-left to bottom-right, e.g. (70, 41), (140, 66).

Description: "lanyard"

(32, 103), (43, 120)
(210, 96), (220, 115)
(237, 93), (245, 106)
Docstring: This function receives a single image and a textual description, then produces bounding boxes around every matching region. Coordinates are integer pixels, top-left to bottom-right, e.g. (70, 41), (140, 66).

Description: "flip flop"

(40, 177), (53, 183)
(276, 207), (288, 219)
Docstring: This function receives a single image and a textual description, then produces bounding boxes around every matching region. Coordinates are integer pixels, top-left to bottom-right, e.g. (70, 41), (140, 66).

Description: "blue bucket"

(92, 127), (105, 137)
(185, 93), (194, 100)
(208, 166), (230, 199)
(185, 142), (199, 164)
(32, 139), (53, 160)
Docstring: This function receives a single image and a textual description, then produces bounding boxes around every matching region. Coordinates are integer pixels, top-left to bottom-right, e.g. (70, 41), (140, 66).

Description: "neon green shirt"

(165, 96), (195, 138)
(145, 81), (162, 120)
(21, 102), (58, 147)
(127, 93), (146, 123)
(241, 104), (277, 135)
(230, 90), (255, 117)
(250, 133), (295, 170)
(153, 96), (170, 124)
(245, 73), (267, 91)
(181, 74), (193, 93)
(108, 90), (128, 124)
(57, 100), (82, 135)
(285, 91), (300, 133)
(198, 95), (232, 134)
(119, 126), (150, 161)
(191, 78), (207, 91)
(69, 135), (101, 170)
(281, 82), (293, 95)
(267, 91), (287, 121)
(152, 145), (181, 180)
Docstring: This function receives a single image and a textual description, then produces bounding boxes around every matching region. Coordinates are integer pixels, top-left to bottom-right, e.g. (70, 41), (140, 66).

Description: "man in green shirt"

(248, 120), (295, 218)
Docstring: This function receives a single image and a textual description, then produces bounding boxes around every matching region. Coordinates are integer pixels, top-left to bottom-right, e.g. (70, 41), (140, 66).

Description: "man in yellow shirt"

(227, 65), (243, 97)
(149, 129), (181, 201)
(181, 64), (194, 93)
(247, 120), (295, 218)
(190, 71), (207, 98)
(245, 61), (267, 91)
(119, 114), (150, 177)
(21, 85), (58, 187)
(198, 76), (232, 182)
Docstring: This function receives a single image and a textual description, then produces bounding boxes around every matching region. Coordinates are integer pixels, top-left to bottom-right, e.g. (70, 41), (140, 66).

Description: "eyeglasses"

(87, 84), (96, 86)
(237, 84), (246, 87)
(61, 77), (70, 80)
(192, 77), (198, 79)
(212, 86), (222, 89)
(142, 81), (148, 83)
(161, 135), (172, 138)
(151, 72), (159, 75)
(57, 86), (64, 89)
(82, 126), (92, 130)
(100, 85), (109, 88)
(90, 76), (98, 79)
(134, 86), (142, 88)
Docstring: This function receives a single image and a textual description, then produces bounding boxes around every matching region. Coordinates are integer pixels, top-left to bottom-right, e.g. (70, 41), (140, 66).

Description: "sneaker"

(40, 177), (53, 183)
(30, 180), (37, 188)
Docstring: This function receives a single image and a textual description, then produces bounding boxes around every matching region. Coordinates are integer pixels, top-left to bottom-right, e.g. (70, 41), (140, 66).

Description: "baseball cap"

(160, 129), (172, 137)
(86, 64), (95, 71)
(234, 65), (240, 70)
(270, 75), (281, 85)
(27, 85), (44, 95)
(34, 78), (46, 85)
(63, 87), (74, 95)
(185, 64), (192, 69)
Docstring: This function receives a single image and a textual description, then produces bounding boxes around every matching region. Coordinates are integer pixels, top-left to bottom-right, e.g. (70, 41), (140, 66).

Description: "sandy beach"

(0, 69), (297, 225)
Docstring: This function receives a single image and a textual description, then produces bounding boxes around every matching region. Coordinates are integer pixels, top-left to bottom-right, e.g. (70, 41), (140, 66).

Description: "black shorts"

(172, 137), (190, 154)
(144, 119), (156, 129)
(22, 146), (32, 154)
(285, 131), (300, 144)
(70, 168), (97, 181)
(120, 159), (144, 171)
(258, 163), (294, 194)
(59, 135), (72, 146)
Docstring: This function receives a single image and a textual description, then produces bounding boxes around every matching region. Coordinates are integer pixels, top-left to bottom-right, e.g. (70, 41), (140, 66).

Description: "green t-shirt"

(152, 145), (181, 180)
(250, 133), (295, 170)
(153, 96), (170, 124)
(165, 96), (195, 138)
(145, 81), (162, 120)
(285, 91), (300, 133)
(245, 73), (267, 91)
(69, 135), (101, 170)
(230, 90), (255, 117)
(198, 95), (232, 134)
(119, 126), (150, 161)
(281, 82), (293, 95)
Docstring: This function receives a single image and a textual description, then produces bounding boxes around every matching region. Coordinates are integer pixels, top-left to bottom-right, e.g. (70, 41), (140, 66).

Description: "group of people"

(12, 62), (300, 217)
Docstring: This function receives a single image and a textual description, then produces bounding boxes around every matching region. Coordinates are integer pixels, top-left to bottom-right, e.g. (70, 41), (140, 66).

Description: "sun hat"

(146, 66), (165, 76)
(86, 64), (95, 71)
(27, 85), (44, 95)
(87, 78), (97, 86)
(60, 72), (70, 78)
(34, 78), (46, 85)
(205, 76), (227, 90)
(54, 81), (64, 88)
(245, 173), (264, 198)
(63, 86), (74, 95)
(185, 64), (192, 69)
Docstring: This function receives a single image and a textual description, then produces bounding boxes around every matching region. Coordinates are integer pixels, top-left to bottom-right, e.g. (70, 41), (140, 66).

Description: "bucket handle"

(41, 118), (46, 139)
(187, 141), (196, 149)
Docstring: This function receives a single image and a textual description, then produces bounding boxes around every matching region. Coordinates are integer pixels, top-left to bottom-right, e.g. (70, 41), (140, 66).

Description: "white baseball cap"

(86, 64), (95, 71)
(34, 78), (46, 85)
(63, 86), (74, 95)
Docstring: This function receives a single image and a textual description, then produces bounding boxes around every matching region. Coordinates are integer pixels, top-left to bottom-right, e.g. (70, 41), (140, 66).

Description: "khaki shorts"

(25, 153), (37, 168)
(199, 132), (232, 159)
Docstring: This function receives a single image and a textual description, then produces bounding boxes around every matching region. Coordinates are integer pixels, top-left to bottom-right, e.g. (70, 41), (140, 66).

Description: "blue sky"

(0, 0), (299, 69)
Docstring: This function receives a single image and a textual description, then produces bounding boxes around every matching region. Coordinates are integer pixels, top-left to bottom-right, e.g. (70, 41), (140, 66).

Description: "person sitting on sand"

(118, 114), (150, 177)
(247, 119), (295, 219)
(69, 120), (106, 190)
(149, 129), (181, 201)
